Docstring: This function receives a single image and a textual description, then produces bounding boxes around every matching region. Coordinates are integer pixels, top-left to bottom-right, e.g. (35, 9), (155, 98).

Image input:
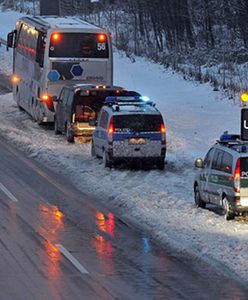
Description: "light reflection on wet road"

(0, 138), (248, 299)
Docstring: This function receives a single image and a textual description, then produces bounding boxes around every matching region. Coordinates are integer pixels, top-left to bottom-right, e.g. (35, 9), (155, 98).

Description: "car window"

(204, 148), (214, 168)
(99, 110), (108, 128)
(212, 149), (224, 171)
(113, 114), (163, 132)
(221, 152), (233, 174)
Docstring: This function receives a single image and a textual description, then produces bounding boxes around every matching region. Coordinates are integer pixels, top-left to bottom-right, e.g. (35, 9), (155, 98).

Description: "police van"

(194, 133), (248, 220)
(91, 96), (166, 169)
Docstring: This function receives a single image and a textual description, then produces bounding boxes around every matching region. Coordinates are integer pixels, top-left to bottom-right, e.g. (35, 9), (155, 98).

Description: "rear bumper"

(108, 149), (166, 162)
(229, 196), (248, 213)
(72, 125), (95, 137)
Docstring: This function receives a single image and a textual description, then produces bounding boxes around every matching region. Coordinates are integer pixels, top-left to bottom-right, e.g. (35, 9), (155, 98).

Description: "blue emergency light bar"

(104, 95), (153, 105)
(219, 134), (240, 142)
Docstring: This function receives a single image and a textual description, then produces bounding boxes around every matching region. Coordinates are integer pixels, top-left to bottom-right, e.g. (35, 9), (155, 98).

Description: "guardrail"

(0, 38), (7, 47)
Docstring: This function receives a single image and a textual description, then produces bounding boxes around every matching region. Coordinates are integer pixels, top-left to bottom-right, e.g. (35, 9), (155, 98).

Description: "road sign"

(241, 108), (248, 140)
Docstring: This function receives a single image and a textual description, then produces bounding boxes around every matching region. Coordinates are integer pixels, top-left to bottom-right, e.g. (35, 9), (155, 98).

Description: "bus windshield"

(49, 32), (109, 58)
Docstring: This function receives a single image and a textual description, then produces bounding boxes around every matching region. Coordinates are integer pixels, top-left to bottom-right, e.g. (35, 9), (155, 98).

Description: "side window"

(99, 111), (108, 128)
(16, 23), (38, 60)
(204, 148), (214, 168)
(212, 150), (224, 171)
(221, 152), (233, 174)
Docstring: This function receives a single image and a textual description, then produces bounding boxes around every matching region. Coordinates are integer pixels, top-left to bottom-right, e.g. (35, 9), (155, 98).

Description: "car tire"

(103, 150), (112, 168)
(156, 158), (165, 170)
(91, 142), (96, 157)
(222, 197), (235, 220)
(194, 185), (206, 208)
(66, 123), (74, 143)
(54, 117), (61, 135)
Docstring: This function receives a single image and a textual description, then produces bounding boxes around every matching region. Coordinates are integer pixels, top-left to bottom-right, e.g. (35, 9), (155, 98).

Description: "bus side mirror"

(7, 31), (16, 50)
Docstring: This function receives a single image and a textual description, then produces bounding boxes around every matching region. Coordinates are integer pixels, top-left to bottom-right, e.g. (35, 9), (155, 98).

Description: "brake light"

(234, 158), (240, 193)
(108, 116), (114, 134)
(160, 123), (166, 134)
(41, 94), (49, 101)
(52, 33), (61, 42)
(41, 94), (54, 111)
(97, 34), (107, 42)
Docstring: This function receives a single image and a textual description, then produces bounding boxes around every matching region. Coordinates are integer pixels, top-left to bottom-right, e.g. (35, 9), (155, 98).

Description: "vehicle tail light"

(108, 116), (114, 145)
(161, 123), (166, 144)
(234, 158), (240, 193)
(160, 123), (166, 134)
(41, 94), (54, 111)
(108, 116), (114, 134)
(52, 33), (61, 42)
(97, 34), (107, 42)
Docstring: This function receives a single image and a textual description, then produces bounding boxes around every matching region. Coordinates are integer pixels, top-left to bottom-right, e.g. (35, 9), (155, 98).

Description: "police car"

(91, 96), (166, 169)
(194, 133), (248, 220)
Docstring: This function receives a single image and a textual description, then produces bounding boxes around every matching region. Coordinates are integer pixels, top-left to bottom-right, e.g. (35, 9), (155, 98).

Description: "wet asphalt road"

(0, 73), (11, 94)
(0, 137), (248, 300)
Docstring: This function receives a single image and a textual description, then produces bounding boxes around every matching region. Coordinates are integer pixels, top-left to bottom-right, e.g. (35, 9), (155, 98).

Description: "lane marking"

(55, 244), (89, 274)
(0, 182), (18, 202)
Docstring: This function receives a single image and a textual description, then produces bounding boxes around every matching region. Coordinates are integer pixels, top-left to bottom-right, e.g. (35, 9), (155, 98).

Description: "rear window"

(75, 105), (96, 122)
(73, 90), (140, 114)
(113, 114), (163, 132)
(49, 33), (109, 58)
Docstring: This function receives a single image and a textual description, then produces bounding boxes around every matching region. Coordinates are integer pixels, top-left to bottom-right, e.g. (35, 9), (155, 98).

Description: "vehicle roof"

(19, 16), (103, 32)
(214, 142), (248, 157)
(104, 103), (161, 115)
(63, 84), (125, 92)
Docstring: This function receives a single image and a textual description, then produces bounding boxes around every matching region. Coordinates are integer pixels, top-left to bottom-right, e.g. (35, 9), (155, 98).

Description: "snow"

(1, 9), (248, 285)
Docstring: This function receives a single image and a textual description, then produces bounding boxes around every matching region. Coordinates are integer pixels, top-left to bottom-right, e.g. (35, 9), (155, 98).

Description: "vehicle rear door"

(59, 89), (70, 132)
(240, 157), (248, 205)
(55, 89), (65, 130)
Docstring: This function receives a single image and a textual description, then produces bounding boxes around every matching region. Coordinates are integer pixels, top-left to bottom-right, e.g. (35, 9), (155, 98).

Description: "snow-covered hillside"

(1, 9), (248, 285)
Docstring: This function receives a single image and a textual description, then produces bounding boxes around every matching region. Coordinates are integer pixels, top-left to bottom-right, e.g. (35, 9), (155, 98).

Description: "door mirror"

(89, 119), (97, 127)
(195, 158), (204, 168)
(52, 96), (58, 102)
(7, 30), (16, 49)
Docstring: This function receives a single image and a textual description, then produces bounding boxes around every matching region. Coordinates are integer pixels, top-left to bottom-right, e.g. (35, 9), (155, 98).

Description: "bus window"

(17, 23), (38, 60)
(49, 33), (109, 58)
(36, 33), (46, 67)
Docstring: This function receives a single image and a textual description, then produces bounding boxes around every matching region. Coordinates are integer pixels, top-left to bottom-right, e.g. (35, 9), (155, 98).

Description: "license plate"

(129, 138), (147, 145)
(240, 198), (248, 206)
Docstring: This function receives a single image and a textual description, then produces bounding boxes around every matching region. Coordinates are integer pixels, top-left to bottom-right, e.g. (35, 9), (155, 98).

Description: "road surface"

(0, 137), (248, 300)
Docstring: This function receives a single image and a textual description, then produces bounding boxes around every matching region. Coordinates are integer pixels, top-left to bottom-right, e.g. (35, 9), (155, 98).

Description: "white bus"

(7, 16), (113, 123)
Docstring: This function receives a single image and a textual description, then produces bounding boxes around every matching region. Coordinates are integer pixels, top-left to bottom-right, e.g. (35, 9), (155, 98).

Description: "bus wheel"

(66, 123), (74, 143)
